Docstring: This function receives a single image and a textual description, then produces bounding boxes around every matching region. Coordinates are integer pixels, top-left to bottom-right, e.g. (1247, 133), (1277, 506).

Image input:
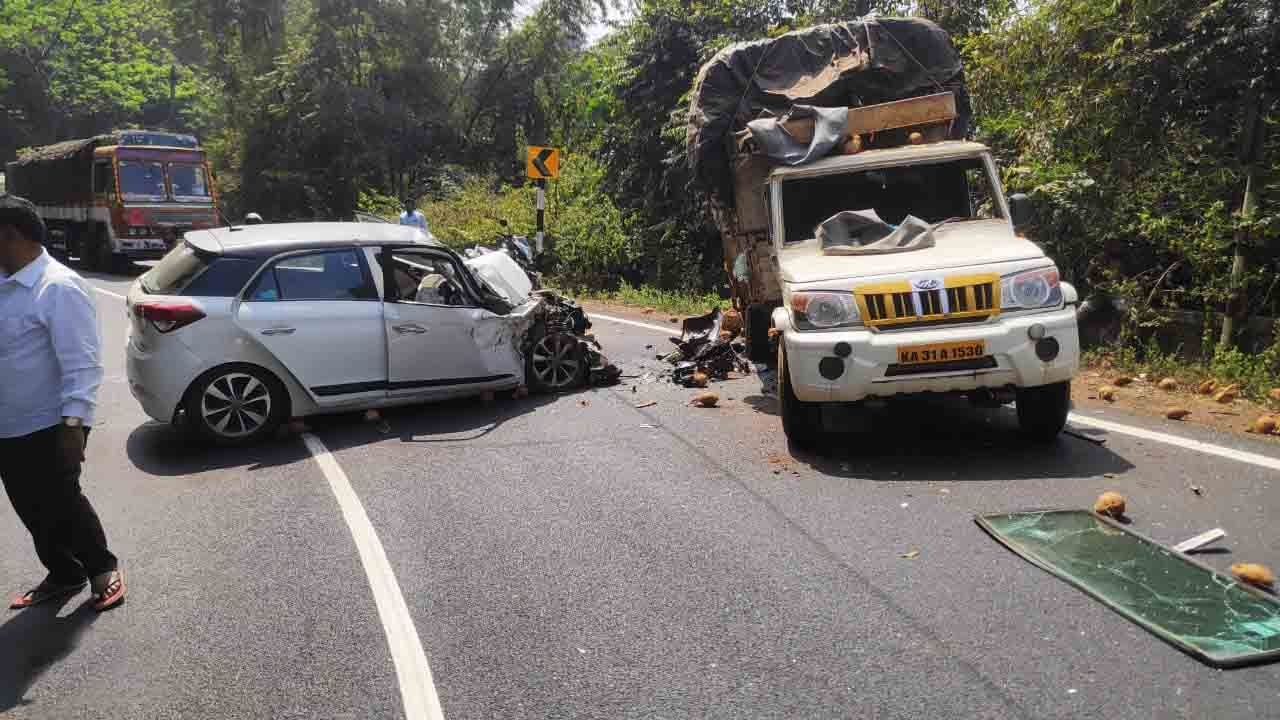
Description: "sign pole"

(535, 179), (546, 255)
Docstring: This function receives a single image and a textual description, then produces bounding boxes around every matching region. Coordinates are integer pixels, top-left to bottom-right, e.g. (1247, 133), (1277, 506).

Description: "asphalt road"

(3, 263), (1279, 719)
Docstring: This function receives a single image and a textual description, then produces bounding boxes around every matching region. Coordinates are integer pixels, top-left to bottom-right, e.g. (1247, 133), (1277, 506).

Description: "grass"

(560, 281), (731, 318)
(1083, 331), (1280, 404)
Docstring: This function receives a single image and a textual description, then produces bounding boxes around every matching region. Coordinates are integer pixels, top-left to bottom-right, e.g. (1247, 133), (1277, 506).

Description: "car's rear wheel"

(778, 343), (823, 450)
(184, 364), (288, 445)
(527, 331), (586, 392)
(1016, 381), (1071, 443)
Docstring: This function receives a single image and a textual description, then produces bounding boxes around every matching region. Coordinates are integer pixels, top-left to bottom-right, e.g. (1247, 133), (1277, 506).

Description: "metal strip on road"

(302, 433), (446, 720)
(1068, 413), (1280, 473)
(589, 312), (1280, 472)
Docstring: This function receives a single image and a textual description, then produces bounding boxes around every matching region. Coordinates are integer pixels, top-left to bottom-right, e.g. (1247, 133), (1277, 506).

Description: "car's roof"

(769, 140), (992, 181)
(185, 222), (443, 258)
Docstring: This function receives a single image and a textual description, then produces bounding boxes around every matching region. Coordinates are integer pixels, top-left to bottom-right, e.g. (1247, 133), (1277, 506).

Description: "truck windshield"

(170, 164), (211, 202)
(119, 161), (168, 201)
(780, 158), (1004, 244)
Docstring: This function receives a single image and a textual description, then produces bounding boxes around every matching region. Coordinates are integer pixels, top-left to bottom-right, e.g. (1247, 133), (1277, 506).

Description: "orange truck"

(5, 130), (220, 271)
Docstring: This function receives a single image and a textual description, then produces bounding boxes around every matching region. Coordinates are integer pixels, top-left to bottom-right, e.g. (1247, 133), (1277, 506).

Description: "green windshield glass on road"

(977, 510), (1280, 668)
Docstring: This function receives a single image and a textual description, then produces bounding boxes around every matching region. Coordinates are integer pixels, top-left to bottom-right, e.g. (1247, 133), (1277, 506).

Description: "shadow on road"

(308, 390), (568, 453)
(0, 596), (97, 713)
(126, 421), (311, 477)
(784, 397), (1135, 481)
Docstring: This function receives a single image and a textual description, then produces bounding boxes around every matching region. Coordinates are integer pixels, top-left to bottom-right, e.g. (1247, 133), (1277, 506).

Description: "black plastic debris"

(666, 308), (750, 387)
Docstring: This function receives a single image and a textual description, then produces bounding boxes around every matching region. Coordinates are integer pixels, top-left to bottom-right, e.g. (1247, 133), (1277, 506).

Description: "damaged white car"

(125, 223), (607, 444)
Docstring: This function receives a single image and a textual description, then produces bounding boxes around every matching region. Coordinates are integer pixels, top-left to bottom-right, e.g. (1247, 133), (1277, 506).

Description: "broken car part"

(977, 510), (1280, 668)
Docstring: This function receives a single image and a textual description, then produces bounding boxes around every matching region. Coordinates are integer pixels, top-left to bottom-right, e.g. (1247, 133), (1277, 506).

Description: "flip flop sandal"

(10, 579), (87, 609)
(91, 570), (125, 612)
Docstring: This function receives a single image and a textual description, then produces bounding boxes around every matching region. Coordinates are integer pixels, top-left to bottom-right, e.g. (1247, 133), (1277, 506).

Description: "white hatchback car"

(126, 223), (591, 444)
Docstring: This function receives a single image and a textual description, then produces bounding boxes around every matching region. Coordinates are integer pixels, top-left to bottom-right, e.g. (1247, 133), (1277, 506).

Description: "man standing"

(398, 199), (429, 235)
(0, 194), (125, 612)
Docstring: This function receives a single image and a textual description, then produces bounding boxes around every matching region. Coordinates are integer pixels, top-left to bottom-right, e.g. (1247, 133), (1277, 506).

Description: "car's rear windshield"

(141, 243), (209, 294)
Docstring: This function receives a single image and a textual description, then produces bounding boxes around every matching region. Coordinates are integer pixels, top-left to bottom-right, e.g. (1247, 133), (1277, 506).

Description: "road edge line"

(1068, 413), (1280, 472)
(301, 433), (446, 720)
(590, 312), (676, 335)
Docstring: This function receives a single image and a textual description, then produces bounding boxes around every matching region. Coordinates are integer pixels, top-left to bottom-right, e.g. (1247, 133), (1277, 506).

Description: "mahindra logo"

(913, 278), (941, 291)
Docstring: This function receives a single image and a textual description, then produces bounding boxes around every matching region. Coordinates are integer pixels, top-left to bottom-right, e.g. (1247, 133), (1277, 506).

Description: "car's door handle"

(261, 327), (296, 336)
(393, 323), (428, 335)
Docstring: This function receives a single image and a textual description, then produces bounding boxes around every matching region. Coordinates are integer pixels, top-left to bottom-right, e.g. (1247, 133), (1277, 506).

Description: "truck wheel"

(778, 343), (823, 450)
(747, 304), (775, 364)
(88, 229), (114, 273)
(1016, 381), (1071, 443)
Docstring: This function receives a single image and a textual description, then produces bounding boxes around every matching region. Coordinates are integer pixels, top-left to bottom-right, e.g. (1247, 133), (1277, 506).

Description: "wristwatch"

(62, 417), (84, 428)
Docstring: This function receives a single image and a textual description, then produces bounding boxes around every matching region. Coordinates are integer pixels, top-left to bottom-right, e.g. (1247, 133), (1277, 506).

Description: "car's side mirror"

(1008, 193), (1033, 231)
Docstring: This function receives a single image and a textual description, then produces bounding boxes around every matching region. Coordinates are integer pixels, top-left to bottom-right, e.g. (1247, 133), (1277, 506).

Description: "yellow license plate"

(896, 340), (986, 365)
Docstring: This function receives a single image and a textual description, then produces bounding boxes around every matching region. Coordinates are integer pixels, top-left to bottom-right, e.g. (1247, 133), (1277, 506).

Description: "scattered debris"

(1093, 491), (1127, 518)
(1231, 563), (1276, 590)
(633, 400), (657, 409)
(663, 308), (751, 387)
(901, 549), (921, 560)
(1247, 415), (1278, 435)
(1269, 388), (1280, 403)
(691, 392), (720, 408)
(1098, 386), (1119, 402)
(1172, 528), (1226, 554)
(1113, 376), (1135, 387)
(1165, 407), (1192, 421)
(1103, 473), (1118, 479)
(1197, 380), (1218, 395)
(1189, 484), (1204, 496)
(669, 317), (680, 324)
(1208, 410), (1240, 416)
(1064, 429), (1106, 445)
(900, 502), (909, 508)
(579, 399), (590, 407)
(721, 308), (744, 335)
(1213, 387), (1238, 404)
(690, 371), (710, 388)
(641, 308), (655, 315)
(644, 344), (654, 350)
(1158, 377), (1179, 391)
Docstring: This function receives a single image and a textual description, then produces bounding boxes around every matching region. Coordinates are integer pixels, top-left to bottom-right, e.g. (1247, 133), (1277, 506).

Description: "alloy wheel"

(200, 372), (273, 439)
(530, 333), (582, 390)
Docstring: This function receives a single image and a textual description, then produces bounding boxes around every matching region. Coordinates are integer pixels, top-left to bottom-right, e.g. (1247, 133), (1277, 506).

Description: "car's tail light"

(134, 301), (205, 333)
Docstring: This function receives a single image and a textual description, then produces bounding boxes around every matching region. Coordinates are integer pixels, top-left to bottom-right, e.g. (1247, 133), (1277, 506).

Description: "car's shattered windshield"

(978, 510), (1280, 667)
(781, 158), (1003, 244)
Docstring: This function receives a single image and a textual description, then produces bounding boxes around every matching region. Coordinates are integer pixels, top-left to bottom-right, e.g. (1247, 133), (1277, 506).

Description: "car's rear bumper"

(779, 306), (1079, 403)
(126, 336), (201, 423)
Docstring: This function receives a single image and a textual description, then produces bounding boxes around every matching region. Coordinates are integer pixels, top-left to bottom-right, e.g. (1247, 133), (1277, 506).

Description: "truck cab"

(767, 141), (1080, 445)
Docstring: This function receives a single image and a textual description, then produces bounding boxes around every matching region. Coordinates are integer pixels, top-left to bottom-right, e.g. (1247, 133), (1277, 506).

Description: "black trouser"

(0, 425), (118, 584)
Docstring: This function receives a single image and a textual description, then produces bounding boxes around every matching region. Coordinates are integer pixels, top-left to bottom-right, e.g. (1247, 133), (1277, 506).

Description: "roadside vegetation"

(1, 0), (1276, 361)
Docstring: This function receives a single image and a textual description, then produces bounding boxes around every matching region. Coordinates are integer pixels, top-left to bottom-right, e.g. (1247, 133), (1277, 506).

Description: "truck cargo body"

(5, 131), (219, 271)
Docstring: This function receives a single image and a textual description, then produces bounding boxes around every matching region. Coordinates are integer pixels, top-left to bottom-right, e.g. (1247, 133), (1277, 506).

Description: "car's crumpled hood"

(465, 251), (534, 307)
(779, 219), (1045, 284)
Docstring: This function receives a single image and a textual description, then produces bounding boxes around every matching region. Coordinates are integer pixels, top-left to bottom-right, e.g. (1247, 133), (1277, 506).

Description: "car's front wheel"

(1016, 381), (1071, 443)
(184, 364), (288, 445)
(527, 331), (586, 392)
(778, 343), (823, 450)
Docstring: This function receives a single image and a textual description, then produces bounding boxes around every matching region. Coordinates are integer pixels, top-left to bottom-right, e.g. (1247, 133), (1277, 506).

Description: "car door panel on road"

(378, 248), (523, 399)
(236, 248), (388, 406)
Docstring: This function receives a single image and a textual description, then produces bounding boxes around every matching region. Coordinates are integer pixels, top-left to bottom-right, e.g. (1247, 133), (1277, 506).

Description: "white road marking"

(1068, 413), (1280, 473)
(590, 312), (678, 335)
(301, 433), (446, 720)
(592, 310), (1280, 471)
(95, 286), (127, 300)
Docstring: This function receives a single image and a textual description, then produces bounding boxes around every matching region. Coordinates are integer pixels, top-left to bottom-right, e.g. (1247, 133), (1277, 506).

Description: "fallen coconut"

(1158, 378), (1179, 391)
(1098, 386), (1118, 402)
(1165, 407), (1191, 421)
(1269, 388), (1280, 403)
(1247, 415), (1278, 435)
(721, 309), (744, 335)
(1093, 491), (1127, 518)
(690, 371), (710, 388)
(1231, 563), (1276, 589)
(1197, 380), (1218, 395)
(1113, 376), (1135, 387)
(1213, 388), (1238, 404)
(691, 392), (720, 408)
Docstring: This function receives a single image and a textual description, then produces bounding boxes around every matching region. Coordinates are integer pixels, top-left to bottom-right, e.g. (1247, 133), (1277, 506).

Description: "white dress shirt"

(0, 249), (103, 438)
(399, 209), (430, 233)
